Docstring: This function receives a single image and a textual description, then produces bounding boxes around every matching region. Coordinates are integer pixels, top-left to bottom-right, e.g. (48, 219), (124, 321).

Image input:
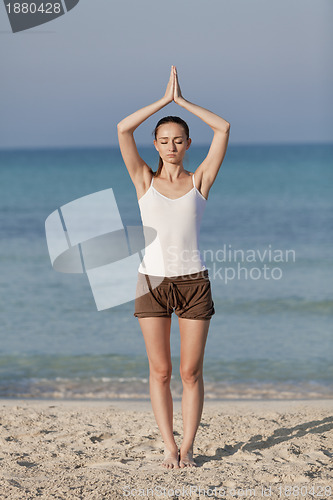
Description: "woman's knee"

(179, 365), (203, 385)
(149, 363), (173, 384)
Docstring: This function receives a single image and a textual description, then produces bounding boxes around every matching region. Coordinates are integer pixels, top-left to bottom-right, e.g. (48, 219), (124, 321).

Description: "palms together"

(164, 66), (183, 104)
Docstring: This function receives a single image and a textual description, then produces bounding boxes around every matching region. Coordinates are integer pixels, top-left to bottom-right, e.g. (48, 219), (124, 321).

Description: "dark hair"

(152, 116), (190, 177)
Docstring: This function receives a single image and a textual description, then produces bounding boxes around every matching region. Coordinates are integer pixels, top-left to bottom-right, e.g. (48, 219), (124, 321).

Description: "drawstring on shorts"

(166, 282), (179, 316)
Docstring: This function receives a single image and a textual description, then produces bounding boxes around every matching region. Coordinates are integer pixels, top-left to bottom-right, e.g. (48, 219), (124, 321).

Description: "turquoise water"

(0, 143), (332, 399)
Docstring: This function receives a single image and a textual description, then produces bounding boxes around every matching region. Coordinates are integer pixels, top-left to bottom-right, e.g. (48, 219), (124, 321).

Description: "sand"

(0, 398), (332, 499)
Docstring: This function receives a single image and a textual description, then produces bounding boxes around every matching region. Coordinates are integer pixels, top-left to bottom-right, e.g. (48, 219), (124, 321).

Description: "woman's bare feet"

(179, 446), (197, 468)
(161, 447), (180, 469)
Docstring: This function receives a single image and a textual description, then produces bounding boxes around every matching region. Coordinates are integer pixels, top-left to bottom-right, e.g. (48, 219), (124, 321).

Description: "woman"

(117, 66), (230, 469)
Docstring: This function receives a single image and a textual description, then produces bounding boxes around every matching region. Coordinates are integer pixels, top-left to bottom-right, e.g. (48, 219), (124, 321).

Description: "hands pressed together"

(164, 65), (184, 105)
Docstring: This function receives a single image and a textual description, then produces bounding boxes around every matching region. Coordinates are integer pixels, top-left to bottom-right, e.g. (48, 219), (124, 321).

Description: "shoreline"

(1, 397), (333, 412)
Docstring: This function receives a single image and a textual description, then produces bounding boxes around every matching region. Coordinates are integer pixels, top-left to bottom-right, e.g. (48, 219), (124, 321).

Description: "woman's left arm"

(173, 67), (230, 189)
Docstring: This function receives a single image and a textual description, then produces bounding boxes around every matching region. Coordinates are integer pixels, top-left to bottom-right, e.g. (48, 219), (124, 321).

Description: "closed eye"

(160, 141), (183, 144)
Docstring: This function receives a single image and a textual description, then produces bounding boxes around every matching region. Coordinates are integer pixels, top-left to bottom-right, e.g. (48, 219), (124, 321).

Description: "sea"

(0, 143), (332, 401)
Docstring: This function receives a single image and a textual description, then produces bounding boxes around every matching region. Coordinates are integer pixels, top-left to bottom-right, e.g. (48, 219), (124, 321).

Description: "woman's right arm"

(117, 66), (174, 186)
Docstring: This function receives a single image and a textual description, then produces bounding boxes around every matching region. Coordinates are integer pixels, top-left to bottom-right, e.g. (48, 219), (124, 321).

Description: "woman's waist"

(138, 268), (209, 285)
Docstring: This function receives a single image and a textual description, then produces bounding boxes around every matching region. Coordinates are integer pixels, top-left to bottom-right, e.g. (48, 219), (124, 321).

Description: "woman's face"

(154, 123), (191, 165)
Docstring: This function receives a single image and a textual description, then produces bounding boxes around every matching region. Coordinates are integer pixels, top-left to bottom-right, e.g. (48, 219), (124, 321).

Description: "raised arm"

(117, 66), (175, 187)
(173, 67), (230, 191)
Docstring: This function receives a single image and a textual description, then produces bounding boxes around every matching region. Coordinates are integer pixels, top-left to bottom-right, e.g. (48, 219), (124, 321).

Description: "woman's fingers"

(173, 66), (182, 101)
(164, 65), (175, 103)
(170, 66), (176, 96)
(171, 66), (175, 88)
(173, 66), (177, 87)
(169, 65), (175, 88)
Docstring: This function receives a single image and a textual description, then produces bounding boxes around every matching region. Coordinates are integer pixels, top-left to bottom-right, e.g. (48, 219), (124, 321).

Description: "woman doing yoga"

(117, 66), (230, 468)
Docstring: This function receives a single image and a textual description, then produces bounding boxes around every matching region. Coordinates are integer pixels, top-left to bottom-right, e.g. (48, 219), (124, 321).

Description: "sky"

(0, 0), (332, 149)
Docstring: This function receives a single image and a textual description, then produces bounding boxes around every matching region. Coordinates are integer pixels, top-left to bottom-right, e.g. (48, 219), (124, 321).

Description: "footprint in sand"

(87, 459), (136, 469)
(89, 432), (113, 443)
(17, 460), (38, 468)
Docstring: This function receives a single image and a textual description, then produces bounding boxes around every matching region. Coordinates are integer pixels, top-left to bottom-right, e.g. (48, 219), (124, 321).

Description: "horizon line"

(0, 139), (332, 153)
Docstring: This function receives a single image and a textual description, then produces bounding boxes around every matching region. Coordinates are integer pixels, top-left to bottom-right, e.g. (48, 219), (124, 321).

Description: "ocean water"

(0, 143), (332, 400)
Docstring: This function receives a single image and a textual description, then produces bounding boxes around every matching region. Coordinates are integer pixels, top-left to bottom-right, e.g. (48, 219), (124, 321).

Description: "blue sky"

(0, 0), (332, 148)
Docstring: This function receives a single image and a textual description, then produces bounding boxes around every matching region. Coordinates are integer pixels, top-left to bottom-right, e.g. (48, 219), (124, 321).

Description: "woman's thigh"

(179, 318), (210, 374)
(138, 317), (172, 372)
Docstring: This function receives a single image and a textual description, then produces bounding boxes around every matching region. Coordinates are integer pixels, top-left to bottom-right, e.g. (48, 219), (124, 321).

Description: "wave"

(214, 297), (333, 315)
(0, 377), (331, 401)
(0, 354), (332, 400)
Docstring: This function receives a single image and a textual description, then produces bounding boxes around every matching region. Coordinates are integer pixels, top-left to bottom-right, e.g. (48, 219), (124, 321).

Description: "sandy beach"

(0, 398), (332, 499)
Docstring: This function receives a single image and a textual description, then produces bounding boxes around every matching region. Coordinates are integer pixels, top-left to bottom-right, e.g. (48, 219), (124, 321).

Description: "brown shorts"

(134, 269), (215, 320)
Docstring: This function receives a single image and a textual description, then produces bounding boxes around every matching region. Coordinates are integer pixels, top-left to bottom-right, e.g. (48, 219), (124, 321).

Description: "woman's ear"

(186, 138), (192, 150)
(153, 139), (159, 152)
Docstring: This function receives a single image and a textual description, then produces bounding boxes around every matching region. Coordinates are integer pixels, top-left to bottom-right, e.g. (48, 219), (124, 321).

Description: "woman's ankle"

(164, 443), (178, 453)
(180, 443), (194, 454)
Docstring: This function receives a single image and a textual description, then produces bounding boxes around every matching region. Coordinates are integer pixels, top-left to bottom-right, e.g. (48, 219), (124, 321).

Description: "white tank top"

(137, 173), (208, 277)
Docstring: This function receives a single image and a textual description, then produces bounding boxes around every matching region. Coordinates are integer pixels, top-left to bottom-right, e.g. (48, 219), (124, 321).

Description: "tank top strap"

(192, 173), (196, 188)
(151, 175), (154, 187)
